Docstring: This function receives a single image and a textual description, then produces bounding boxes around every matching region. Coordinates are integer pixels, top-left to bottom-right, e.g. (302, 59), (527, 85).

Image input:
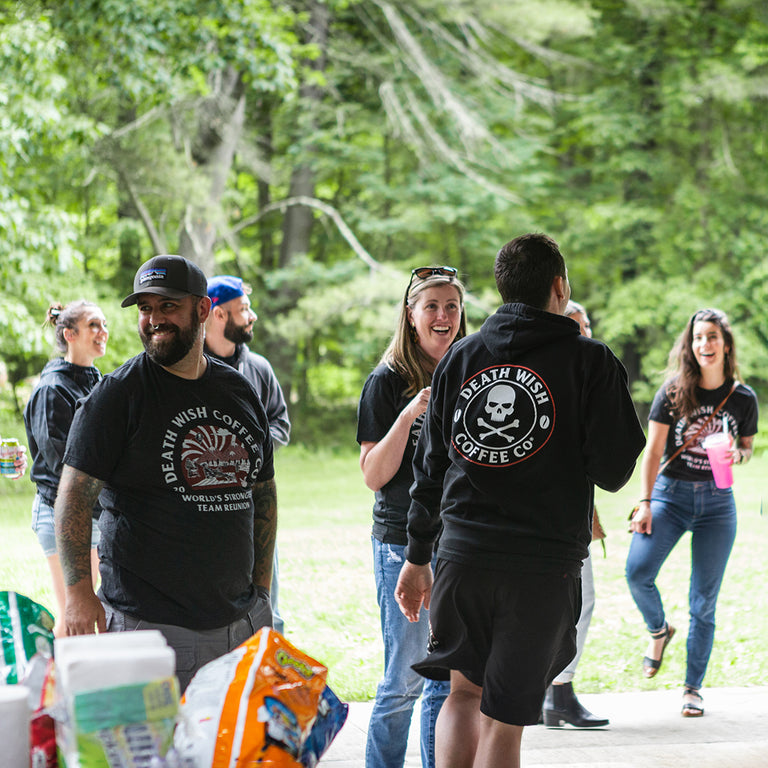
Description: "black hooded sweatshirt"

(406, 303), (645, 572)
(24, 358), (102, 504)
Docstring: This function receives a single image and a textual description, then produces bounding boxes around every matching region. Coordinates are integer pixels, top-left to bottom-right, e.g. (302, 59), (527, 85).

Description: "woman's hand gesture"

(403, 386), (431, 424)
(629, 500), (653, 535)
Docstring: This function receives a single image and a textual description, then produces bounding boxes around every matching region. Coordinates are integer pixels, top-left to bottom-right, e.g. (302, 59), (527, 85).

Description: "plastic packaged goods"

(55, 632), (176, 695)
(175, 628), (348, 767)
(1, 590), (55, 684)
(53, 631), (179, 768)
(0, 592), (56, 767)
(30, 657), (58, 768)
(61, 676), (179, 768)
(300, 684), (349, 768)
(0, 684), (31, 768)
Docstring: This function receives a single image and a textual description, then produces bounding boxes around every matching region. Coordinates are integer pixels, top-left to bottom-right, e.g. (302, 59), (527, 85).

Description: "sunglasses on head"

(405, 266), (458, 301)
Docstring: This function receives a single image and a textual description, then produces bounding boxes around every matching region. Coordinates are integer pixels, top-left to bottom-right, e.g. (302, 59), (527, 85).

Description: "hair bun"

(46, 302), (65, 326)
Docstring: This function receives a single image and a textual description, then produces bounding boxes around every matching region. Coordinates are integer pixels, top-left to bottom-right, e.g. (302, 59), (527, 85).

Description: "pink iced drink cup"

(702, 433), (733, 489)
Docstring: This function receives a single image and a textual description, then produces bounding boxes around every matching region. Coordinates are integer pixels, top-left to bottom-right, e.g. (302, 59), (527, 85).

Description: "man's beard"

(223, 313), (253, 345)
(141, 307), (200, 367)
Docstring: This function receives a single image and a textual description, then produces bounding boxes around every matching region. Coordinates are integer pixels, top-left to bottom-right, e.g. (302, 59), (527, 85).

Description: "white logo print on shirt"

(181, 425), (251, 488)
(452, 365), (555, 467)
(161, 407), (263, 504)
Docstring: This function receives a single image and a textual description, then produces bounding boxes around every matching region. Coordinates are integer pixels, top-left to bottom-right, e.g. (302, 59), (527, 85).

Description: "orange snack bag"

(176, 628), (328, 767)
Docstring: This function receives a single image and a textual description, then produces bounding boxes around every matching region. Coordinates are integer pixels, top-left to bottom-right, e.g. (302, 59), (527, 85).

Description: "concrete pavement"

(319, 687), (768, 767)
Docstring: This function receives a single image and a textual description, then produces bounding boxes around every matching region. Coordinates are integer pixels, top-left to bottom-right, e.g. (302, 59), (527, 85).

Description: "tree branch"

(229, 196), (493, 314)
(116, 168), (166, 254)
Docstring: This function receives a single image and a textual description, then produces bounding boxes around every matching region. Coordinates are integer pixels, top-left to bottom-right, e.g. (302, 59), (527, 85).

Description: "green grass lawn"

(2, 445), (766, 702)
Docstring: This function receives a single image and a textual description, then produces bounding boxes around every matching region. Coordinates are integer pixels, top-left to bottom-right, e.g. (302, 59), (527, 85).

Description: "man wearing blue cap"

(205, 275), (290, 634)
(55, 255), (277, 691)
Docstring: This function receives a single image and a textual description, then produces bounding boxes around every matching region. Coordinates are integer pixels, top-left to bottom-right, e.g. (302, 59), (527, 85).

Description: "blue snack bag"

(300, 684), (349, 768)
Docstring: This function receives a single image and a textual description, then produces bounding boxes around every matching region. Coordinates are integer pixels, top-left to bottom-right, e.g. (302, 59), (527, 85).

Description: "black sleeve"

(648, 384), (674, 425)
(27, 385), (73, 476)
(582, 346), (646, 492)
(405, 373), (447, 565)
(63, 377), (130, 482)
(735, 384), (759, 437)
(356, 368), (401, 444)
(255, 359), (291, 448)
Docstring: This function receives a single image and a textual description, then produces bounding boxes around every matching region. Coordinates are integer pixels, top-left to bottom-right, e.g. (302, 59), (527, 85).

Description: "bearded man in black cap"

(55, 255), (277, 691)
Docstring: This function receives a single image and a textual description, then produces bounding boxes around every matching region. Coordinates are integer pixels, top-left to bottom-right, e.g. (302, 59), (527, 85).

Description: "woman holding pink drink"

(626, 308), (758, 718)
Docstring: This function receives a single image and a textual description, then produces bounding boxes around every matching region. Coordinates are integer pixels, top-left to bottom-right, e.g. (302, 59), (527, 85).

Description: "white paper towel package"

(0, 684), (31, 768)
(55, 630), (174, 693)
(54, 631), (179, 768)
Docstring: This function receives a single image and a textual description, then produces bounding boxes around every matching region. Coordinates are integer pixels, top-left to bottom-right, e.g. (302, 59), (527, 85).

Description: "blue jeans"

(625, 475), (737, 690)
(366, 538), (449, 768)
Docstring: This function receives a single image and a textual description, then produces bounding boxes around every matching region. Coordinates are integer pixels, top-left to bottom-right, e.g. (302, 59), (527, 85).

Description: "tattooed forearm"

(54, 465), (104, 587)
(251, 478), (277, 589)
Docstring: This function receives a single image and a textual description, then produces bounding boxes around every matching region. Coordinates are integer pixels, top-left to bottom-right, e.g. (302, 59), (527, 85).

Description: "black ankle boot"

(542, 682), (609, 728)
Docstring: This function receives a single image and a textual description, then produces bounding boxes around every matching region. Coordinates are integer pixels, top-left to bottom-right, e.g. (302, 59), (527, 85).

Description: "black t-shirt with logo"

(356, 364), (425, 545)
(649, 379), (758, 482)
(64, 353), (274, 630)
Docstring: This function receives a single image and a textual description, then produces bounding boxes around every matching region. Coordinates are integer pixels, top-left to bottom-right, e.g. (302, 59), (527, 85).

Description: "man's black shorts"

(413, 558), (581, 725)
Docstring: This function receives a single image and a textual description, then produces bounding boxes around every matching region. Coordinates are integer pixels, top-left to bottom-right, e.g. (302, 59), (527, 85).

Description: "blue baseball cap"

(207, 275), (250, 306)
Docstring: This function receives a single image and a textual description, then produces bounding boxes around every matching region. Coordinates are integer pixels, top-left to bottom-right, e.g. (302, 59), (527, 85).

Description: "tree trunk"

(178, 66), (246, 276)
(253, 94), (278, 271)
(278, 1), (330, 267)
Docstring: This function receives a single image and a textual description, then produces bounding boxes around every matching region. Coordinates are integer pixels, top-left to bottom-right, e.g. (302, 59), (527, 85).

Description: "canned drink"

(0, 438), (20, 477)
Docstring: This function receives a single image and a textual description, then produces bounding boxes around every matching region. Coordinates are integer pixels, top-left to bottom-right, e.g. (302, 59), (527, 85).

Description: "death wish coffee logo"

(161, 407), (263, 494)
(451, 365), (555, 467)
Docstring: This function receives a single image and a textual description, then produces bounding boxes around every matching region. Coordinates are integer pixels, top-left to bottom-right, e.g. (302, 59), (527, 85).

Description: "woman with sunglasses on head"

(626, 308), (758, 717)
(357, 266), (467, 768)
(24, 300), (109, 637)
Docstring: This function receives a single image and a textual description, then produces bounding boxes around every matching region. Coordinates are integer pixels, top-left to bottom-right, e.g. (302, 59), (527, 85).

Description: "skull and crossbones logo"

(477, 384), (519, 442)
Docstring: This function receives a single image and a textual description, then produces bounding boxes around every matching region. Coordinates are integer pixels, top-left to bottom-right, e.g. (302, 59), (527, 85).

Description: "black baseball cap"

(121, 255), (208, 308)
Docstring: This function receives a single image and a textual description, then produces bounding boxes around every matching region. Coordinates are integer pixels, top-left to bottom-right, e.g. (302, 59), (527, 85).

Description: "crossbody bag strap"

(657, 381), (738, 476)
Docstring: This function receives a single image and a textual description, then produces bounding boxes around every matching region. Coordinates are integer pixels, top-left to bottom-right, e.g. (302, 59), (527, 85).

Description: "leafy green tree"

(39, 0), (301, 274)
(236, 1), (569, 436)
(0, 7), (104, 400)
(3, 0), (766, 441)
(539, 0), (768, 404)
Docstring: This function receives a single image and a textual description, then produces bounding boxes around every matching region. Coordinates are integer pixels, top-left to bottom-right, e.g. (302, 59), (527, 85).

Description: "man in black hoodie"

(395, 233), (645, 768)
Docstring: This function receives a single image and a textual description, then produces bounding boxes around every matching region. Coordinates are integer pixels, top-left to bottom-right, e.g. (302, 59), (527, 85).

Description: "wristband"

(638, 498), (651, 504)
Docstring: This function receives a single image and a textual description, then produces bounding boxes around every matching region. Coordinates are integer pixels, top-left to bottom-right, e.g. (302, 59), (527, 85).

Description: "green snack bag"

(0, 590), (55, 684)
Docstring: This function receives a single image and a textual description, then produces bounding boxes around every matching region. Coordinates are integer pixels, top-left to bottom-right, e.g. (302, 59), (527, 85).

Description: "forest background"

(2, 0), (768, 441)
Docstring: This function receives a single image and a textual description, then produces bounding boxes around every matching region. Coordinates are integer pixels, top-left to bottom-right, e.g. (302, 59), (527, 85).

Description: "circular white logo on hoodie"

(451, 365), (554, 467)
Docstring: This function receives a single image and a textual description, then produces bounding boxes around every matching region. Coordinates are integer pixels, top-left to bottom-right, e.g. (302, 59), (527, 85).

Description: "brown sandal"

(642, 622), (675, 678)
(682, 686), (704, 717)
